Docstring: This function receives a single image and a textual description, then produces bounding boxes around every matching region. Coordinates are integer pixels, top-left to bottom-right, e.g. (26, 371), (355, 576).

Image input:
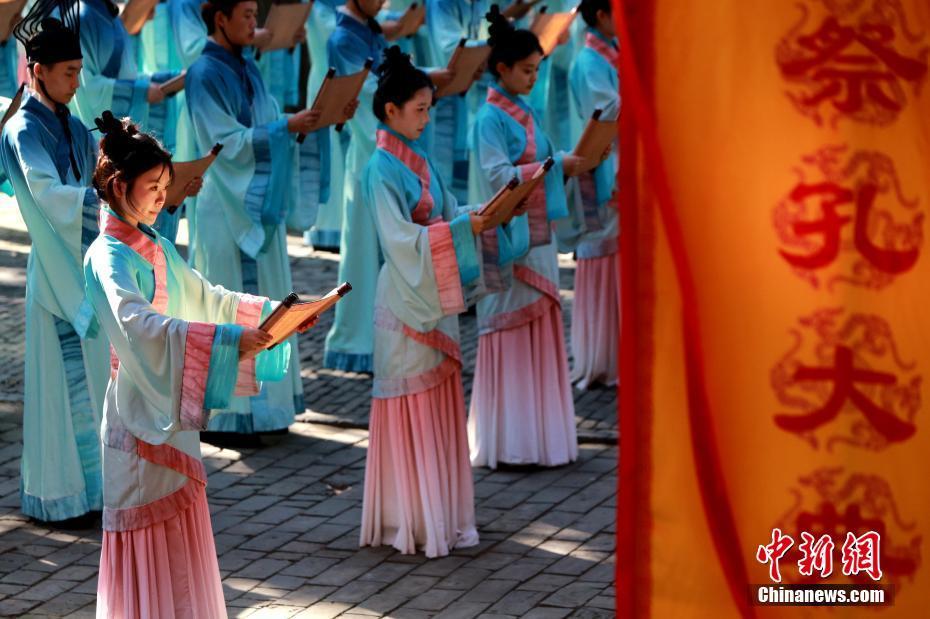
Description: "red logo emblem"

(770, 468), (920, 585)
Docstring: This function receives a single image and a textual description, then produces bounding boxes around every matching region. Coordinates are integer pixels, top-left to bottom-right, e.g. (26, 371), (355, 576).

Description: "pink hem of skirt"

(360, 367), (479, 559)
(570, 253), (619, 390)
(468, 299), (578, 469)
(97, 484), (226, 619)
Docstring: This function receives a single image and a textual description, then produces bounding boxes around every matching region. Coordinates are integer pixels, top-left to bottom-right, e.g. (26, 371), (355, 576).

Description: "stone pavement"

(0, 202), (617, 617)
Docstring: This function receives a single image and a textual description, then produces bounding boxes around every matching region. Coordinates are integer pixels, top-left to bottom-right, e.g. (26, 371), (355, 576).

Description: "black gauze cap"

(14, 0), (83, 65)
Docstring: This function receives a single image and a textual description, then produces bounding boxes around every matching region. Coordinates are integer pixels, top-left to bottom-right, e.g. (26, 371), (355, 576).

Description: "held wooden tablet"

(433, 40), (491, 98)
(573, 109), (618, 164)
(165, 143), (224, 212)
(158, 71), (186, 97)
(478, 157), (554, 217)
(260, 283), (352, 349)
(530, 6), (578, 57)
(258, 2), (313, 52)
(395, 3), (425, 39)
(119, 0), (158, 36)
(0, 0), (27, 42)
(299, 58), (371, 142)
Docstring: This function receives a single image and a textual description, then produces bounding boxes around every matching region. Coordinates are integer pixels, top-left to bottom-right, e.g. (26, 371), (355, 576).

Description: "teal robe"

(138, 0), (208, 242)
(186, 40), (329, 432)
(320, 9), (387, 372)
(564, 28), (620, 259)
(0, 92), (110, 521)
(71, 0), (178, 153)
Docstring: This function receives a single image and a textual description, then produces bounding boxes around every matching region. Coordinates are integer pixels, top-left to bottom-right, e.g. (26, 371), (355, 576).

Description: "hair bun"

(94, 110), (123, 136)
(486, 4), (514, 47)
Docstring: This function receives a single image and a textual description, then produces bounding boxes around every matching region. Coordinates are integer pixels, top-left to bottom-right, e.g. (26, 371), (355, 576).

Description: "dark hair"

(201, 0), (250, 36)
(486, 5), (543, 78)
(579, 0), (611, 28)
(373, 46), (434, 122)
(93, 111), (175, 214)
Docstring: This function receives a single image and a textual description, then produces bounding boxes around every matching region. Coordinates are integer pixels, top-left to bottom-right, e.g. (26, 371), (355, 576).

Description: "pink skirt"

(571, 253), (619, 389)
(468, 299), (577, 469)
(360, 367), (479, 558)
(97, 484), (226, 619)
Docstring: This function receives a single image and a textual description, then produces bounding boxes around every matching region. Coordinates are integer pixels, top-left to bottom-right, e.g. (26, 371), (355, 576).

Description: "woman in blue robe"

(468, 8), (597, 469)
(566, 0), (620, 389)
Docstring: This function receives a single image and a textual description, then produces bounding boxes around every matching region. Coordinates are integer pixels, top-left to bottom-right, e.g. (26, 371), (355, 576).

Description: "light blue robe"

(565, 28), (620, 259)
(138, 0), (208, 242)
(527, 0), (583, 152)
(425, 0), (490, 203)
(0, 92), (110, 521)
(320, 9), (386, 372)
(83, 208), (289, 529)
(186, 40), (329, 432)
(71, 0), (178, 153)
(0, 39), (18, 98)
(304, 0), (345, 249)
(472, 85), (576, 333)
(364, 125), (494, 397)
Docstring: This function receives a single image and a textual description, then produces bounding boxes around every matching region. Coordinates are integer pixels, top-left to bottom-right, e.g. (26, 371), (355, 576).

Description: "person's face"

(496, 51), (542, 95)
(597, 9), (615, 37)
(217, 1), (258, 46)
(384, 86), (432, 141)
(115, 165), (171, 227)
(356, 0), (385, 16)
(33, 59), (82, 104)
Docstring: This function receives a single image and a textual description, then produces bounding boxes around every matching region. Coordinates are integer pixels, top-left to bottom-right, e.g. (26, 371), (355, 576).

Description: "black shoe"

(39, 511), (101, 530)
(200, 431), (263, 449)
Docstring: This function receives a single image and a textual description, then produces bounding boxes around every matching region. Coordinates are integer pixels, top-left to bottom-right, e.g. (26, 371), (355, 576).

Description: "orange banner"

(617, 1), (930, 616)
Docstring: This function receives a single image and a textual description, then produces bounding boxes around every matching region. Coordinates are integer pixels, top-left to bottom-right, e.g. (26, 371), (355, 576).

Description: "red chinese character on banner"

(775, 344), (915, 442)
(757, 528), (795, 582)
(776, 1), (928, 126)
(772, 468), (920, 587)
(842, 530), (883, 580)
(773, 146), (922, 290)
(771, 308), (920, 451)
(798, 532), (835, 577)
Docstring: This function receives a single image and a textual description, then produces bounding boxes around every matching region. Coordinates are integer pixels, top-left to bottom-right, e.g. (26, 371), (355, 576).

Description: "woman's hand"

(343, 99), (360, 122)
(184, 176), (204, 198)
(253, 28), (273, 50)
(428, 69), (455, 90)
(288, 108), (322, 134)
(562, 154), (599, 178)
(147, 83), (166, 104)
(239, 327), (273, 361)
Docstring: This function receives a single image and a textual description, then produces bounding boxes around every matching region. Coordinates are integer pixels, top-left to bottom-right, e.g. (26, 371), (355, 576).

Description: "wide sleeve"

(2, 130), (100, 336)
(476, 109), (567, 250)
(170, 0), (208, 68)
(364, 160), (479, 328)
(187, 65), (292, 257)
(72, 11), (149, 123)
(163, 241), (291, 397)
(426, 0), (465, 64)
(85, 243), (243, 442)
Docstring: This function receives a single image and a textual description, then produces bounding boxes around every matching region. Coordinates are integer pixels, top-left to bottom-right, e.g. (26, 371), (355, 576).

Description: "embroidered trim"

(101, 210), (169, 312)
(376, 130), (435, 224)
(427, 223), (466, 315)
(102, 478), (203, 532)
(179, 322), (215, 430)
(585, 32), (620, 69)
(234, 294), (265, 396)
(513, 264), (560, 303)
(374, 306), (462, 364)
